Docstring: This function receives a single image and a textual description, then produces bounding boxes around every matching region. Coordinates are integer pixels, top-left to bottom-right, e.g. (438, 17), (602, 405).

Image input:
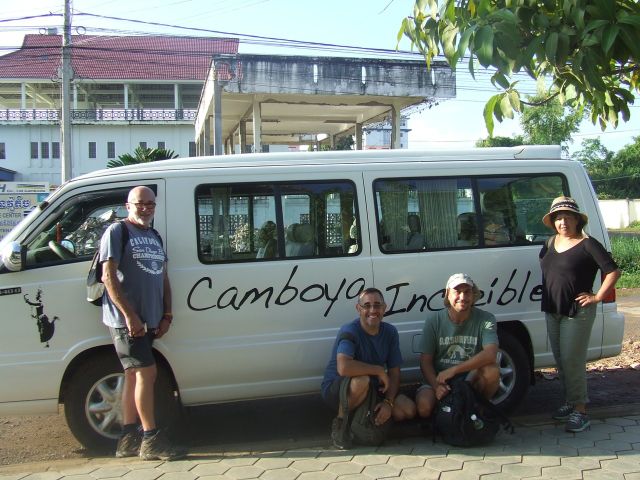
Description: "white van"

(0, 146), (624, 449)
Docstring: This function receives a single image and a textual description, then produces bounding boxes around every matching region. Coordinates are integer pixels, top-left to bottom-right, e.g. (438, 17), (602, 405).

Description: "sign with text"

(0, 182), (50, 239)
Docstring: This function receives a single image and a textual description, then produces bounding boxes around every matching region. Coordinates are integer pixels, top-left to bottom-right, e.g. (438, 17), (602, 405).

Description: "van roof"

(73, 145), (564, 182)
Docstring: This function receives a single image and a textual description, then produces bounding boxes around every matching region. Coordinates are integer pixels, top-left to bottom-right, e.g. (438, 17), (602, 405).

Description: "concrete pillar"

(21, 83), (26, 109)
(174, 84), (180, 110)
(124, 84), (129, 110)
(239, 120), (247, 153)
(203, 116), (211, 156)
(213, 79), (223, 155)
(355, 123), (363, 150)
(253, 97), (262, 153)
(391, 104), (401, 149)
(330, 134), (336, 150)
(73, 83), (78, 109)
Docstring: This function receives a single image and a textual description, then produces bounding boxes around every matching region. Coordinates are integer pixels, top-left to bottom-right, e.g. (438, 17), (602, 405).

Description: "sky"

(1, 0), (639, 155)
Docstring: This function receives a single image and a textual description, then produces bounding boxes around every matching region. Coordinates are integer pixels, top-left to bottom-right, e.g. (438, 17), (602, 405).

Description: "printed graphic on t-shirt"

(130, 236), (164, 275)
(439, 335), (479, 366)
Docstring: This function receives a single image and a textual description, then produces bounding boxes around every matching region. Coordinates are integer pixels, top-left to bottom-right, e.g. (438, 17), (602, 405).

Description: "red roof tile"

(0, 34), (239, 81)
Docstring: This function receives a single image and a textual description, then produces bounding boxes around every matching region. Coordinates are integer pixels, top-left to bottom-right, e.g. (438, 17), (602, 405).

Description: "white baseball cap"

(446, 273), (475, 290)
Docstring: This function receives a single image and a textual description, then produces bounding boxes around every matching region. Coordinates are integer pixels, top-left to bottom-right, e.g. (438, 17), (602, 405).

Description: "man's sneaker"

(139, 430), (187, 461)
(331, 417), (352, 450)
(566, 411), (591, 433)
(115, 430), (141, 458)
(552, 403), (574, 421)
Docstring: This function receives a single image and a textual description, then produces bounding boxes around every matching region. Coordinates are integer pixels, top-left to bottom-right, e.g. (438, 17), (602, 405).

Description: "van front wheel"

(64, 352), (123, 451)
(493, 330), (530, 412)
(64, 351), (181, 451)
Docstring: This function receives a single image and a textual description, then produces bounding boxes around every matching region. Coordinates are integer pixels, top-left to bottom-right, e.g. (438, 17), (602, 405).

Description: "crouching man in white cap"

(416, 273), (500, 419)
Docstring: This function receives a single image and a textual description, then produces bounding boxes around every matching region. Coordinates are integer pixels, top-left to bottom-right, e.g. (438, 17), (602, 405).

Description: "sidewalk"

(1, 409), (640, 480)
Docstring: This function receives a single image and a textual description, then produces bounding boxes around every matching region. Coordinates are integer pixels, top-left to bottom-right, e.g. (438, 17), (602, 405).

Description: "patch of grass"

(611, 236), (640, 288)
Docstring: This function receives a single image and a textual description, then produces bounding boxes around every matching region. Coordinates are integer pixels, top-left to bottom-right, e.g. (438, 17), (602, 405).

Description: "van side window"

(374, 174), (566, 252)
(195, 180), (358, 263)
(23, 189), (131, 268)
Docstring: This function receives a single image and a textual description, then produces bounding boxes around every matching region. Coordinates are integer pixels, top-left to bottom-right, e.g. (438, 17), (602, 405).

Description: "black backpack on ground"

(433, 375), (513, 447)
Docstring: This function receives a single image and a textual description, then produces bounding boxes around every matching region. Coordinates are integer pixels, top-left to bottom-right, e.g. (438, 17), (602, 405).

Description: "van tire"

(64, 351), (182, 451)
(493, 330), (530, 412)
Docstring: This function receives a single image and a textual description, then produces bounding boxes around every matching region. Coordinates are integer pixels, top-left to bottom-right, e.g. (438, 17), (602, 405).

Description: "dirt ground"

(1, 289), (639, 467)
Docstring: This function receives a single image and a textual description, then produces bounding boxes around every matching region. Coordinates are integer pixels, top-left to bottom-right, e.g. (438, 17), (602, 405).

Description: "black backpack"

(86, 221), (129, 306)
(433, 376), (513, 447)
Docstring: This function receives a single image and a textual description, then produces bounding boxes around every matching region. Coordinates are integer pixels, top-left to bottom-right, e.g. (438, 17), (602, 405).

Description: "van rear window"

(195, 180), (359, 263)
(373, 174), (566, 252)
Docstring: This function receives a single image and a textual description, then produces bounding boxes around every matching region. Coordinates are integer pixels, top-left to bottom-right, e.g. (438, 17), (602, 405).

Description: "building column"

(253, 97), (262, 153)
(124, 84), (129, 110)
(391, 104), (401, 150)
(239, 120), (247, 153)
(21, 83), (26, 109)
(355, 123), (363, 150)
(203, 116), (211, 156)
(174, 84), (180, 110)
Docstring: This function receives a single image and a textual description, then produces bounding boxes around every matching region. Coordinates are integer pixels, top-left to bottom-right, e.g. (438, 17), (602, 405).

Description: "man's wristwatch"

(383, 397), (394, 408)
(162, 312), (173, 324)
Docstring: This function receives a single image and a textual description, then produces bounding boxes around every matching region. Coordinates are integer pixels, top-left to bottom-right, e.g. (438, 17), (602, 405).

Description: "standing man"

(321, 287), (416, 449)
(100, 186), (185, 461)
(416, 273), (500, 419)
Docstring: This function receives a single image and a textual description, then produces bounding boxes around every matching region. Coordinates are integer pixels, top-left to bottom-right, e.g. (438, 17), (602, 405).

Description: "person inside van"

(321, 287), (416, 449)
(415, 273), (500, 419)
(256, 220), (277, 258)
(540, 196), (621, 433)
(405, 213), (425, 250)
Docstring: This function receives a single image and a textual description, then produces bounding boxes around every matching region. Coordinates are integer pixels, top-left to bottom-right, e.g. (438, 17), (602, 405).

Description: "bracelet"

(383, 398), (394, 408)
(162, 313), (173, 323)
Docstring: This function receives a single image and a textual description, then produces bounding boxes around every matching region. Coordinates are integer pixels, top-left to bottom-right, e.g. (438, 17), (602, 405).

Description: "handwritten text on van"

(187, 266), (542, 317)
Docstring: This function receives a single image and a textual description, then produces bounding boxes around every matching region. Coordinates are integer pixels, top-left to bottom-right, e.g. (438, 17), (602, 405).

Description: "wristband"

(383, 398), (394, 408)
(162, 313), (173, 323)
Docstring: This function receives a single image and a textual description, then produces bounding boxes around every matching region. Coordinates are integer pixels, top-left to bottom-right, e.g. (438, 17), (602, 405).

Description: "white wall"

(599, 199), (640, 229)
(1, 123), (196, 185)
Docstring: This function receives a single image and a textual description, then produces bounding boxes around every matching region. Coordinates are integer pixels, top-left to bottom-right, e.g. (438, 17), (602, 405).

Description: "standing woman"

(540, 197), (621, 432)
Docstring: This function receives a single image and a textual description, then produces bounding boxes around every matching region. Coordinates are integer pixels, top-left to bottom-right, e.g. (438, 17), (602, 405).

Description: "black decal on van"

(275, 266), (299, 306)
(187, 277), (215, 311)
(497, 269), (519, 306)
(23, 289), (59, 347)
(386, 283), (409, 316)
(345, 278), (365, 299)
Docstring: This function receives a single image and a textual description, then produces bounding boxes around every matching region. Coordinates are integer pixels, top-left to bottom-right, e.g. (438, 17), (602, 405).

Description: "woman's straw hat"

(542, 196), (589, 229)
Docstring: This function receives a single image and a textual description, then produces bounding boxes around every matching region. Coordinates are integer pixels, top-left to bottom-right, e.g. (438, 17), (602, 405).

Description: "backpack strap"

(117, 220), (130, 258)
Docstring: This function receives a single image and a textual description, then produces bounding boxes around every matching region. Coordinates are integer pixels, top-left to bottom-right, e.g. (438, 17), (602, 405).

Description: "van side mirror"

(1, 241), (23, 272)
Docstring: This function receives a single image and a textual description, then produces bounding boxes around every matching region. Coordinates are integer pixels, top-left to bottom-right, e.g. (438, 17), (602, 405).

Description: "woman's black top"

(539, 236), (618, 316)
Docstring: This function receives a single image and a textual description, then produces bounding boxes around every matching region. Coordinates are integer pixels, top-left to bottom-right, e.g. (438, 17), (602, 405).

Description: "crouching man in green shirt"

(416, 273), (500, 419)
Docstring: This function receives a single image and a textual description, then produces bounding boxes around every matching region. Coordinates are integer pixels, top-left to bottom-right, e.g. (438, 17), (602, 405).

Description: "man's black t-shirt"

(539, 236), (618, 316)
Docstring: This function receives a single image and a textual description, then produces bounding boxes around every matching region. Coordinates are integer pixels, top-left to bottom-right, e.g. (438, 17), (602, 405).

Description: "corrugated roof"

(0, 34), (239, 81)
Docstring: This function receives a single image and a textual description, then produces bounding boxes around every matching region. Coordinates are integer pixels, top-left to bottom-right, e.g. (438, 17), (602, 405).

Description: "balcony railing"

(0, 108), (197, 122)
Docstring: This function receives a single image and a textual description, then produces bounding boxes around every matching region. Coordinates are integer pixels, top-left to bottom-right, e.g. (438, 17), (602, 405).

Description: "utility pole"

(60, 0), (73, 182)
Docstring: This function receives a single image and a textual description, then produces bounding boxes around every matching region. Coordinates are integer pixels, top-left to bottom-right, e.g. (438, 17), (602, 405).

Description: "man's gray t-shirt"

(99, 221), (166, 329)
(420, 307), (498, 374)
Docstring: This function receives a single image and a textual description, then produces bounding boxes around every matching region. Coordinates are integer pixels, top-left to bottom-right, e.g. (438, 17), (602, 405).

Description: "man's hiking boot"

(115, 430), (141, 458)
(139, 430), (187, 461)
(565, 411), (591, 433)
(331, 417), (352, 450)
(551, 403), (574, 421)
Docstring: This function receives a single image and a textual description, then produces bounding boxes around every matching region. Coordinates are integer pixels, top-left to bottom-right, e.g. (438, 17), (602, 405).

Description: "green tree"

(399, 0), (640, 135)
(476, 95), (581, 151)
(520, 95), (583, 152)
(475, 135), (524, 147)
(573, 136), (640, 198)
(107, 147), (179, 168)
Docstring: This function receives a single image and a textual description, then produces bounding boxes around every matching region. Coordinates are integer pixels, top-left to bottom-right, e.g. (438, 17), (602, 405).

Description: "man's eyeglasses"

(129, 202), (156, 210)
(358, 303), (385, 311)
